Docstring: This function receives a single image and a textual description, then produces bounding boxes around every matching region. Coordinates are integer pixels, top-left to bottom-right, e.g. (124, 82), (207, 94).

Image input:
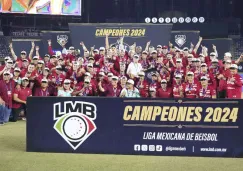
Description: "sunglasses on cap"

(87, 65), (93, 68)
(21, 53), (26, 55)
(41, 81), (48, 83)
(108, 75), (113, 77)
(7, 62), (13, 64)
(33, 58), (38, 60)
(84, 82), (90, 84)
(99, 49), (104, 51)
(230, 67), (237, 70)
(38, 62), (43, 64)
(14, 70), (20, 72)
(187, 74), (193, 76)
(201, 65), (207, 67)
(23, 79), (29, 82)
(64, 83), (70, 85)
(176, 61), (181, 63)
(3, 73), (10, 76)
(175, 77), (181, 79)
(161, 82), (167, 84)
(200, 79), (207, 81)
(56, 68), (62, 71)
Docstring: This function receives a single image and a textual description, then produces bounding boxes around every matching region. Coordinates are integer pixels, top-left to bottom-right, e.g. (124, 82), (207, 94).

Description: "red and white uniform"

(136, 80), (149, 97)
(173, 83), (185, 98)
(226, 74), (242, 99)
(183, 82), (199, 99)
(198, 85), (216, 99)
(157, 87), (172, 98)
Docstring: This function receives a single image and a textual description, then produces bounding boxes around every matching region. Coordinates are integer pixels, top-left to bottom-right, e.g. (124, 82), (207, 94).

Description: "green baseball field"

(0, 121), (242, 171)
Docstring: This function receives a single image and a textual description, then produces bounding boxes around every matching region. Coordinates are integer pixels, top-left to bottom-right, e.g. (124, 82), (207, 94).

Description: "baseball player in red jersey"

(148, 87), (157, 98)
(157, 79), (172, 98)
(198, 63), (217, 89)
(198, 76), (216, 99)
(226, 64), (242, 99)
(173, 74), (185, 98)
(135, 71), (149, 97)
(183, 72), (199, 98)
(150, 72), (161, 91)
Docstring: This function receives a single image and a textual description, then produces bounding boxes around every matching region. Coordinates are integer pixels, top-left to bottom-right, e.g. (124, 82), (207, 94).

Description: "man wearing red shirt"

(198, 63), (217, 89)
(9, 41), (34, 68)
(34, 78), (50, 97)
(0, 71), (15, 125)
(50, 65), (66, 87)
(149, 87), (157, 98)
(72, 78), (94, 96)
(183, 72), (199, 99)
(98, 76), (122, 97)
(150, 72), (161, 91)
(157, 79), (172, 98)
(217, 60), (232, 98)
(13, 77), (32, 121)
(0, 59), (14, 80)
(226, 64), (242, 99)
(136, 71), (149, 97)
(198, 76), (216, 99)
(140, 51), (149, 70)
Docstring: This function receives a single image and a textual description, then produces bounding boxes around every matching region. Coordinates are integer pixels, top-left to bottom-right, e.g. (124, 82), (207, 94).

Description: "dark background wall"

(0, 0), (242, 37)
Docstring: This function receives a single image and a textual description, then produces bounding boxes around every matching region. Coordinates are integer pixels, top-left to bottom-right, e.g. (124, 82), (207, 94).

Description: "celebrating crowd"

(0, 35), (243, 124)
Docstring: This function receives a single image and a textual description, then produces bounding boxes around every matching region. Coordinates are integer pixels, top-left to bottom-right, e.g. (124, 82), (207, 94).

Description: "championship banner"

(12, 39), (44, 58)
(170, 31), (200, 49)
(27, 97), (243, 157)
(41, 31), (72, 55)
(201, 38), (233, 60)
(68, 23), (173, 54)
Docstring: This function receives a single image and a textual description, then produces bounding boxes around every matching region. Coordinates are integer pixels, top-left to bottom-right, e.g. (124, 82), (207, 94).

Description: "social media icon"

(159, 18), (164, 23)
(199, 17), (205, 23)
(172, 17), (178, 23)
(179, 17), (184, 23)
(156, 145), (163, 152)
(134, 144), (140, 151)
(149, 145), (155, 151)
(165, 18), (171, 23)
(145, 17), (151, 23)
(192, 17), (198, 23)
(152, 17), (158, 23)
(141, 145), (148, 151)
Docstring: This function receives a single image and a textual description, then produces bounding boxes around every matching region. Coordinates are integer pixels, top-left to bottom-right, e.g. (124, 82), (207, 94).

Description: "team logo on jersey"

(53, 101), (97, 150)
(57, 35), (68, 46)
(175, 35), (186, 47)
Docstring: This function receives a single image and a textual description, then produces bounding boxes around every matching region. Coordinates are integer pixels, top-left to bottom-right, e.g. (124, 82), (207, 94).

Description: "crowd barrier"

(27, 97), (243, 157)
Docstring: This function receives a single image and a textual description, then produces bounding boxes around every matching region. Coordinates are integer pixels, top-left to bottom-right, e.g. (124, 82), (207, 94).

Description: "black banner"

(68, 23), (173, 53)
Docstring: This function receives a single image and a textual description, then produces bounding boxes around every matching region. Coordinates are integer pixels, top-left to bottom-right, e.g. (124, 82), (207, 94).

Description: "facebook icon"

(134, 144), (141, 151)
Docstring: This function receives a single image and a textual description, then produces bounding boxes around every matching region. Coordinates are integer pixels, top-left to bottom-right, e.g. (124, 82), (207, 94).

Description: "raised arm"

(212, 44), (218, 58)
(80, 41), (89, 55)
(193, 37), (203, 54)
(9, 42), (18, 61)
(47, 39), (54, 56)
(35, 46), (40, 57)
(29, 41), (35, 60)
(144, 41), (151, 52)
